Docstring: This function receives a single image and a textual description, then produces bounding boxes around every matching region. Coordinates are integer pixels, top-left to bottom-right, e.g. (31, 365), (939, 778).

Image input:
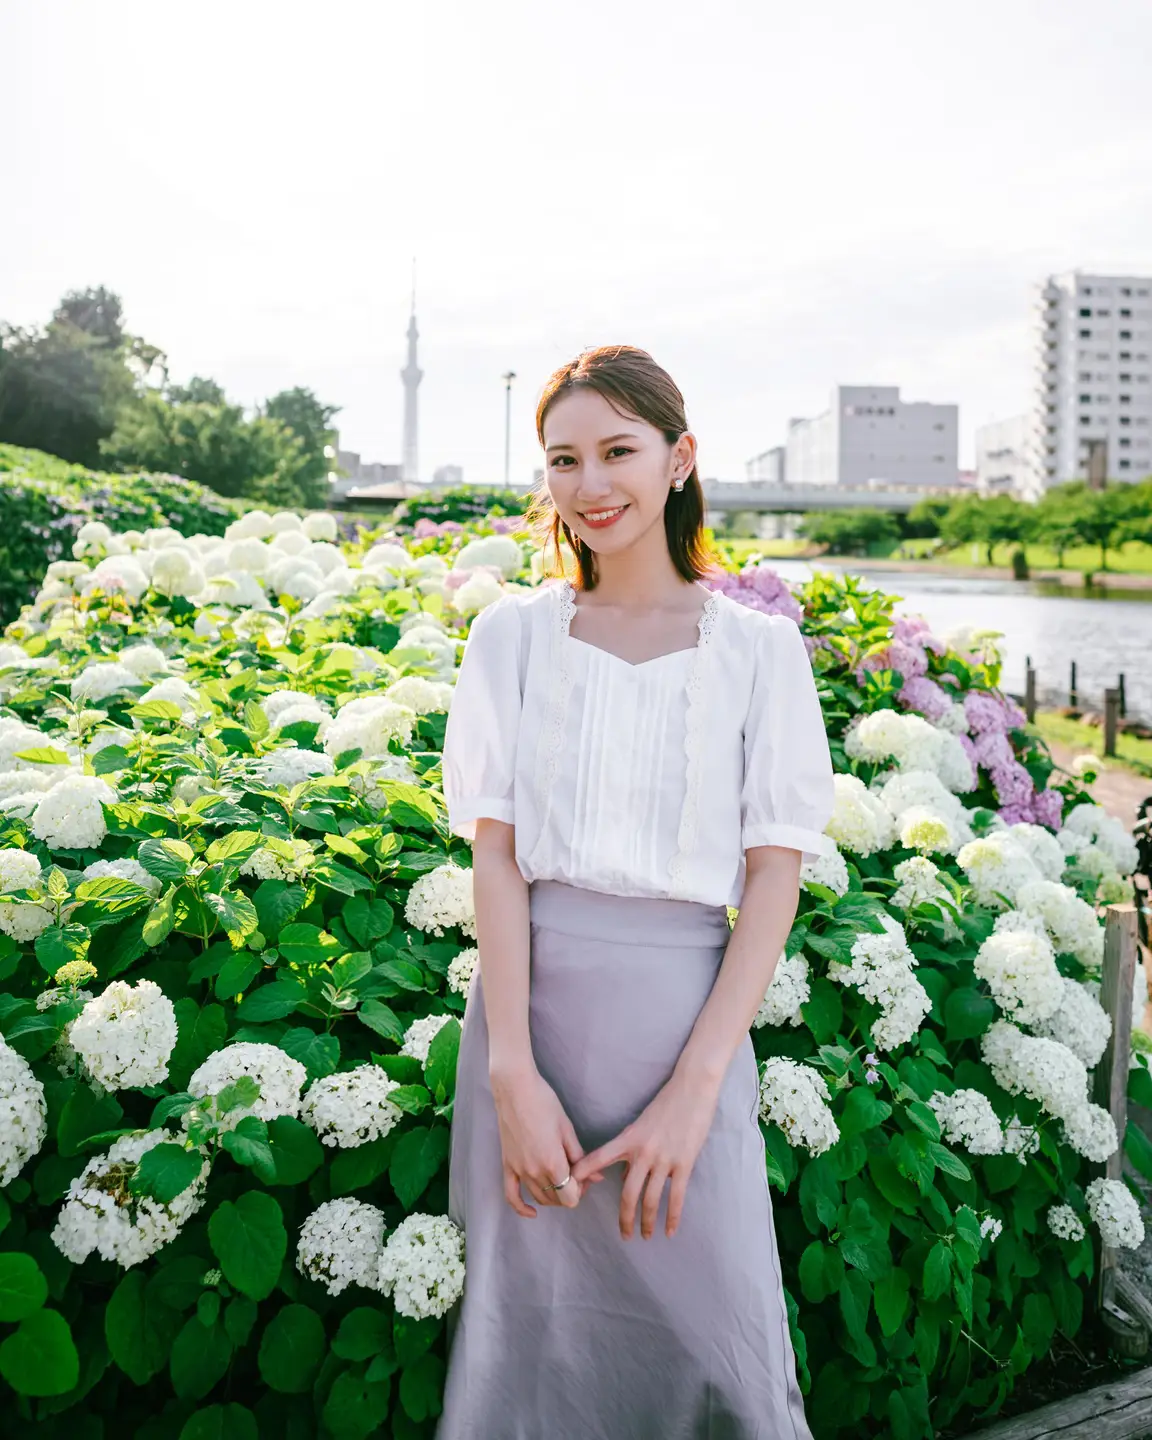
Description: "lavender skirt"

(436, 878), (815, 1440)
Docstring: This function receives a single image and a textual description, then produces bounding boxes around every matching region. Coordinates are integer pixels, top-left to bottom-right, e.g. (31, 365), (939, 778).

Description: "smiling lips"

(580, 504), (629, 529)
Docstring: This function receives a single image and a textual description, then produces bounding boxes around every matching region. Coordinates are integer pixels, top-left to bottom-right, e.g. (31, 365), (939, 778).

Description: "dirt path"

(1045, 737), (1152, 834)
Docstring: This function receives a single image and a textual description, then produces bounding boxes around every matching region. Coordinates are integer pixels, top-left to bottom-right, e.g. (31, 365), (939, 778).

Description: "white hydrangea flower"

(980, 1215), (1003, 1243)
(51, 1130), (210, 1267)
(799, 848), (850, 896)
(0, 899), (55, 941)
(973, 927), (1064, 1026)
(302, 511), (338, 542)
(1028, 977), (1112, 1069)
(377, 1212), (466, 1320)
(362, 542), (414, 573)
(186, 1042), (307, 1130)
(87, 726), (134, 757)
(928, 1088), (1005, 1155)
(73, 520), (113, 556)
(955, 834), (1044, 909)
(69, 979), (178, 1089)
(225, 509), (275, 541)
(89, 556), (149, 601)
(1014, 879), (1105, 970)
(239, 839), (316, 882)
(0, 848), (41, 894)
(228, 538), (271, 575)
(272, 700), (329, 731)
(31, 775), (117, 850)
(382, 675), (453, 714)
(0, 771), (61, 808)
(261, 689), (321, 727)
(758, 1058), (839, 1156)
(1058, 1100), (1118, 1162)
(297, 1198), (386, 1295)
(890, 855), (958, 926)
(140, 676), (199, 716)
(1085, 1177), (1145, 1249)
(1047, 1204), (1087, 1242)
(404, 862), (477, 939)
(845, 711), (974, 793)
(980, 1019), (1089, 1122)
(874, 768), (976, 841)
(70, 662), (140, 704)
(324, 695), (417, 761)
(453, 571), (506, 618)
(256, 749), (336, 789)
(826, 912), (932, 1052)
(824, 773), (896, 857)
(151, 547), (206, 599)
(116, 643), (169, 678)
(0, 1033), (48, 1183)
(447, 947), (479, 999)
(301, 1065), (405, 1148)
(1001, 822), (1067, 883)
(400, 1013), (453, 1065)
(753, 952), (810, 1029)
(81, 858), (163, 897)
(896, 805), (958, 855)
(0, 718), (63, 770)
(1063, 802), (1139, 876)
(453, 534), (524, 578)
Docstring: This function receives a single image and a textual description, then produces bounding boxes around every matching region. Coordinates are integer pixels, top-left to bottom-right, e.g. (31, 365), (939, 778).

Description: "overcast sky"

(4, 0), (1152, 482)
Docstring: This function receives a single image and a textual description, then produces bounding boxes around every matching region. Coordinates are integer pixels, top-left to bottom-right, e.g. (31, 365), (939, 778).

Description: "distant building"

(431, 464), (464, 487)
(746, 446), (786, 484)
(785, 385), (958, 489)
(1026, 270), (1152, 496)
(975, 414), (1030, 496)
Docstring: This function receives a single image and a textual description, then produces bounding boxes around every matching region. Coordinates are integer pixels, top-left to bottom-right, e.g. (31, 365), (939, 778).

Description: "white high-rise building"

(1026, 271), (1152, 497)
(975, 414), (1030, 495)
(785, 385), (958, 489)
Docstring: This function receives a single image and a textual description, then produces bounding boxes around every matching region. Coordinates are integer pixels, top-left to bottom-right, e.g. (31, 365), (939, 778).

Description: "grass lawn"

(1028, 711), (1152, 777)
(710, 533), (1152, 576)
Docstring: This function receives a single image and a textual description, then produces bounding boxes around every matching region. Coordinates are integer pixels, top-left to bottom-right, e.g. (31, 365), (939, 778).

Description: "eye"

(608, 446), (633, 457)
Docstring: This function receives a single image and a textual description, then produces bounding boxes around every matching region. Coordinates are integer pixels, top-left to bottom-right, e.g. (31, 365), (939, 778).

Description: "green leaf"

(387, 1084), (431, 1115)
(332, 950), (373, 989)
(1125, 1118), (1152, 1184)
(205, 830), (264, 865)
(138, 837), (195, 883)
(0, 1308), (79, 1396)
(944, 986), (997, 1041)
(214, 950), (263, 1001)
(374, 958), (426, 992)
(358, 999), (404, 1044)
(342, 895), (395, 948)
(243, 700), (271, 739)
(332, 1307), (391, 1362)
(323, 1370), (392, 1440)
(170, 1317), (232, 1401)
(34, 924), (90, 976)
(224, 1296), (258, 1349)
(208, 1192), (287, 1300)
(424, 1018), (461, 1102)
(265, 1115), (324, 1186)
(205, 890), (259, 947)
(277, 1027), (339, 1080)
(130, 1142), (206, 1204)
(13, 745), (72, 765)
(131, 699), (184, 721)
(74, 876), (153, 912)
(235, 979), (303, 1021)
(873, 1267), (911, 1337)
(216, 1075), (261, 1114)
(277, 923), (342, 967)
(0, 1252), (48, 1322)
(142, 887), (176, 946)
(929, 1141), (971, 1182)
(836, 1084), (892, 1138)
(389, 1125), (450, 1209)
(330, 1134), (397, 1195)
(922, 1241), (952, 1300)
(179, 1404), (259, 1440)
(905, 1100), (942, 1139)
(169, 1000), (227, 1090)
(105, 1270), (182, 1384)
(252, 880), (307, 941)
(56, 1084), (124, 1158)
(92, 743), (131, 775)
(221, 1115), (276, 1183)
(257, 1302), (326, 1393)
(399, 1352), (445, 1423)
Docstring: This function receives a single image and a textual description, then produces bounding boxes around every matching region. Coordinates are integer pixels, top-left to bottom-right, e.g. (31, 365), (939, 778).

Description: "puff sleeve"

(740, 614), (836, 863)
(441, 595), (523, 841)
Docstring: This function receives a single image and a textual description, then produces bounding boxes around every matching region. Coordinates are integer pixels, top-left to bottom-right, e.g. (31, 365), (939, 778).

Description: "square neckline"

(558, 578), (722, 671)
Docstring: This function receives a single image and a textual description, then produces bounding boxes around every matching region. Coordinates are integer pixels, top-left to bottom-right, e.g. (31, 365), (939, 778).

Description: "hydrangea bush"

(0, 517), (1148, 1440)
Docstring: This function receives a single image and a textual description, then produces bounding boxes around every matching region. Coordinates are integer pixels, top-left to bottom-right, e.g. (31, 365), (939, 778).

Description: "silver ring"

(545, 1173), (572, 1191)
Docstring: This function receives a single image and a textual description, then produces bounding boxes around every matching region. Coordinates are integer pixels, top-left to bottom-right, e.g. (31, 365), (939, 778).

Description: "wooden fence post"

(1070, 659), (1078, 708)
(1091, 903), (1146, 1350)
(1024, 663), (1036, 723)
(1104, 687), (1120, 758)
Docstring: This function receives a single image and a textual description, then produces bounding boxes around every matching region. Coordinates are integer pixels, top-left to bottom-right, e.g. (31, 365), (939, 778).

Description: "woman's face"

(542, 388), (694, 555)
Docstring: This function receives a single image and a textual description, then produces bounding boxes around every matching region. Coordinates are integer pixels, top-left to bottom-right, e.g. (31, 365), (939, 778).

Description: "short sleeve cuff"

(742, 821), (836, 864)
(448, 797), (515, 840)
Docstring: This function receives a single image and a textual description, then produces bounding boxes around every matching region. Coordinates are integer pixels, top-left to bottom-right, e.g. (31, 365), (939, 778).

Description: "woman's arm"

(672, 846), (802, 1091)
(471, 817), (535, 1079)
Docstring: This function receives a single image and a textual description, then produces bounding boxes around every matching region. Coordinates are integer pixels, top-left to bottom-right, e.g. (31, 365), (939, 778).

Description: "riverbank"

(810, 553), (1152, 591)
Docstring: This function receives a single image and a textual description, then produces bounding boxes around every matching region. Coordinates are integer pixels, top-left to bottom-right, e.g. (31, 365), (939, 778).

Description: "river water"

(763, 559), (1152, 726)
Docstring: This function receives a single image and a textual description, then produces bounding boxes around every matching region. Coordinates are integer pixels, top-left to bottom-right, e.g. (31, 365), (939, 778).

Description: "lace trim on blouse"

(525, 578), (723, 894)
(667, 587), (722, 897)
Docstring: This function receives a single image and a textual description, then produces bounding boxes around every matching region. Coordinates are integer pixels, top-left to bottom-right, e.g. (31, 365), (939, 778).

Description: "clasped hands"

(497, 1065), (722, 1241)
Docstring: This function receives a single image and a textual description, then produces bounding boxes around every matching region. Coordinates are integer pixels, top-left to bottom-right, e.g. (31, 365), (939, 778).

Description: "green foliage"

(390, 484), (528, 530)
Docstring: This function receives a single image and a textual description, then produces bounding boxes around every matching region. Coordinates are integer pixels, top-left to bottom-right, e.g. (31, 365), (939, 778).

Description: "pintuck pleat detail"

(666, 590), (722, 897)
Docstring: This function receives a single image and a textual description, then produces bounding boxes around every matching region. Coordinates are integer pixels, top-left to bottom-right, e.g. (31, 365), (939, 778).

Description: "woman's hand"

(490, 1065), (590, 1217)
(569, 1071), (722, 1240)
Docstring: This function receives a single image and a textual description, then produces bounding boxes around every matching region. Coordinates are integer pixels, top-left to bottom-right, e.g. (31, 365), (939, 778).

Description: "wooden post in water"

(1024, 662), (1036, 723)
(1070, 659), (1078, 708)
(1092, 903), (1137, 1318)
(1104, 686), (1120, 757)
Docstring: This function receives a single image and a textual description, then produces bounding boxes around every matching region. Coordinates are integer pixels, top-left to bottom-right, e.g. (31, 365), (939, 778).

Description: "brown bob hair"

(522, 344), (715, 591)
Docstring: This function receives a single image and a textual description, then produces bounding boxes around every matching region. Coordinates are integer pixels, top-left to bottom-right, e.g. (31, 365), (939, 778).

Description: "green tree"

(167, 376), (227, 406)
(797, 507), (900, 556)
(937, 494), (1029, 566)
(903, 496), (953, 539)
(53, 285), (125, 348)
(100, 389), (313, 504)
(263, 387), (340, 505)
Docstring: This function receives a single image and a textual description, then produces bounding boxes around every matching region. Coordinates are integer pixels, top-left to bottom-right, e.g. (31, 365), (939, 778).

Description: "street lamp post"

(502, 370), (516, 489)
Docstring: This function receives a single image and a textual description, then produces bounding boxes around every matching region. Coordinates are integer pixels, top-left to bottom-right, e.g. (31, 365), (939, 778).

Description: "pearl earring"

(672, 474), (685, 491)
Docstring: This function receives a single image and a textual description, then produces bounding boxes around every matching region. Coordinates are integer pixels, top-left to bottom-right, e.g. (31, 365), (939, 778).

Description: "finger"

(504, 1168), (536, 1219)
(619, 1158), (649, 1240)
(524, 1176), (557, 1208)
(571, 1133), (625, 1182)
(666, 1170), (687, 1237)
(558, 1133), (586, 1206)
(640, 1166), (671, 1240)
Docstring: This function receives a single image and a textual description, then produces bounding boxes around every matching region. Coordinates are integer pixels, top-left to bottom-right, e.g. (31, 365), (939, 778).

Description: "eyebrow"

(545, 432), (641, 454)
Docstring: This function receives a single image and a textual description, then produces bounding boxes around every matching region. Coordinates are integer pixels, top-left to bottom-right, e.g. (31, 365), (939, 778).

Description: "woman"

(436, 344), (836, 1439)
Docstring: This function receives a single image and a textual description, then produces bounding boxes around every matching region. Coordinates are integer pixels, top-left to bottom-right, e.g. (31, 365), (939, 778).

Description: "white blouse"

(440, 578), (837, 909)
